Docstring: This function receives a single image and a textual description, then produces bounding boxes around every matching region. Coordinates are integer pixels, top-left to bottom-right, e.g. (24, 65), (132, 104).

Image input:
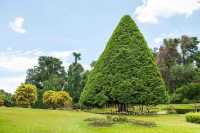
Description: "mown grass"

(0, 107), (200, 133)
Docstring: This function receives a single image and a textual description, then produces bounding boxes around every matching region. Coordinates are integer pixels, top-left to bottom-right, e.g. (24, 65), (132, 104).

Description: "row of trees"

(1, 15), (199, 112)
(0, 52), (87, 108)
(25, 52), (89, 108)
(13, 83), (72, 109)
(154, 35), (200, 103)
(3, 15), (167, 112)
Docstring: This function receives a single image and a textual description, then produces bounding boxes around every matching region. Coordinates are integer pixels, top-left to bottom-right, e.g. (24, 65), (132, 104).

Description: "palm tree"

(73, 52), (81, 64)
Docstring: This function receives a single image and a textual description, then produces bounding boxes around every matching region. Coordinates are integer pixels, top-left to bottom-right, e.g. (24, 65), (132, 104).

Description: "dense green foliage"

(66, 63), (84, 103)
(26, 56), (66, 108)
(80, 15), (168, 110)
(174, 83), (200, 103)
(186, 113), (200, 124)
(15, 84), (37, 108)
(43, 90), (72, 109)
(0, 90), (15, 107)
(170, 64), (199, 89)
(156, 35), (200, 94)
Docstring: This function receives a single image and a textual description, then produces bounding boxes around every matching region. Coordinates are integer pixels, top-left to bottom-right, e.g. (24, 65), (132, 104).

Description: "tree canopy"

(80, 15), (168, 110)
(65, 53), (84, 103)
(25, 56), (66, 108)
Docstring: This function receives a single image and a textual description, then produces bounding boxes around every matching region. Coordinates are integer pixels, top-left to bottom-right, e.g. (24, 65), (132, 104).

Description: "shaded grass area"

(85, 115), (156, 127)
(0, 107), (200, 133)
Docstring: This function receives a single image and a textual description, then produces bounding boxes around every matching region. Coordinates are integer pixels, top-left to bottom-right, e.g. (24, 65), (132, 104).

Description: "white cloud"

(0, 49), (75, 72)
(134, 0), (200, 23)
(153, 33), (177, 46)
(0, 49), (77, 93)
(0, 75), (26, 93)
(9, 16), (26, 33)
(83, 64), (91, 70)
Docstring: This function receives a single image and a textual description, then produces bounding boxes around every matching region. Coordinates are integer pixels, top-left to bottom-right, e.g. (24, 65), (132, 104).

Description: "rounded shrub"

(175, 83), (200, 103)
(186, 113), (200, 124)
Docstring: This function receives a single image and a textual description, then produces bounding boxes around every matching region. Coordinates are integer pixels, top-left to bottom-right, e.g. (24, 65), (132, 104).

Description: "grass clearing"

(0, 107), (200, 133)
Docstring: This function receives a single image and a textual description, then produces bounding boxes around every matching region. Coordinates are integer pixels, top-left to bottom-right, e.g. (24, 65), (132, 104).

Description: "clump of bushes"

(186, 113), (200, 124)
(175, 109), (195, 114)
(0, 90), (15, 107)
(84, 115), (156, 127)
(174, 83), (200, 104)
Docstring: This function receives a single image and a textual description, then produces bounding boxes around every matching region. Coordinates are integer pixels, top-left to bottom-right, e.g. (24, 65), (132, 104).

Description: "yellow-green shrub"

(186, 113), (200, 124)
(15, 83), (37, 108)
(43, 90), (72, 109)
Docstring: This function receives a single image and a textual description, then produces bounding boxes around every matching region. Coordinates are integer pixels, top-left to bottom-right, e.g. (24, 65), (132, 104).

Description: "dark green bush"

(186, 113), (200, 124)
(174, 83), (200, 103)
(0, 90), (15, 107)
(175, 109), (195, 114)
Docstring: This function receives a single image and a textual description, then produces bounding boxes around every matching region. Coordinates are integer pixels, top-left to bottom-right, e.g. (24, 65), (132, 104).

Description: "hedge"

(186, 113), (200, 124)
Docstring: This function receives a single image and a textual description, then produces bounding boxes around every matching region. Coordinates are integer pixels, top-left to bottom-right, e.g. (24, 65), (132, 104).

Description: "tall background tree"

(65, 53), (84, 104)
(180, 35), (199, 65)
(73, 52), (81, 64)
(155, 35), (200, 103)
(156, 38), (180, 92)
(26, 56), (67, 108)
(80, 15), (168, 112)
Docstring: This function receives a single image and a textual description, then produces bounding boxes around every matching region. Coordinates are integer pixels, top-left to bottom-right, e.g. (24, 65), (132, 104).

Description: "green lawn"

(0, 107), (200, 133)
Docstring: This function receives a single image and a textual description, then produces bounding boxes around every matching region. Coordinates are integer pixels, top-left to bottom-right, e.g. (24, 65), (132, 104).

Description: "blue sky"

(0, 0), (200, 93)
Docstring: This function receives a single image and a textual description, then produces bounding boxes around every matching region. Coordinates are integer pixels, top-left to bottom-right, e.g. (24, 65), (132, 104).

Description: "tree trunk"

(118, 104), (128, 112)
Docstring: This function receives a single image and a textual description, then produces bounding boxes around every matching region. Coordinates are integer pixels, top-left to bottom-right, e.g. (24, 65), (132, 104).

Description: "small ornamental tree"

(56, 91), (72, 108)
(80, 15), (168, 112)
(43, 90), (56, 108)
(43, 90), (72, 109)
(15, 83), (37, 108)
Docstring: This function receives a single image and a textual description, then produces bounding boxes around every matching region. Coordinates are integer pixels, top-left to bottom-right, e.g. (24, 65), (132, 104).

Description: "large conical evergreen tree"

(80, 15), (168, 111)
